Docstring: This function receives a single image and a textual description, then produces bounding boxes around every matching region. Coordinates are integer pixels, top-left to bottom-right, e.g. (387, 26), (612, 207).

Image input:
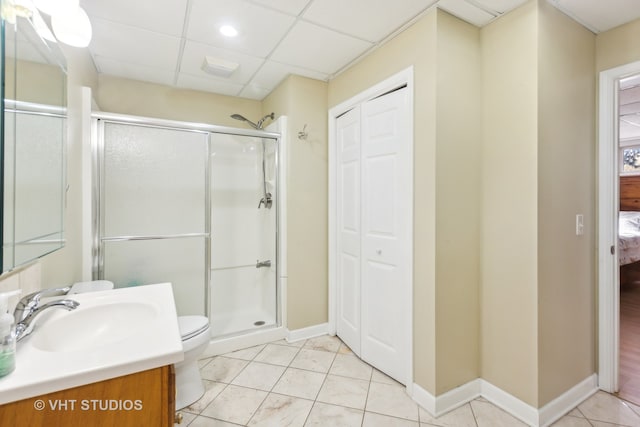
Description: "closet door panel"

(360, 88), (411, 384)
(336, 107), (362, 355)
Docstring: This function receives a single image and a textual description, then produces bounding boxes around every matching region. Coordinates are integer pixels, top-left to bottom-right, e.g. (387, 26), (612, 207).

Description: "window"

(620, 140), (640, 175)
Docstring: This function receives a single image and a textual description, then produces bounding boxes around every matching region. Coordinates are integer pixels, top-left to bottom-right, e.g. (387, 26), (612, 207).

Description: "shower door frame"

(91, 112), (282, 331)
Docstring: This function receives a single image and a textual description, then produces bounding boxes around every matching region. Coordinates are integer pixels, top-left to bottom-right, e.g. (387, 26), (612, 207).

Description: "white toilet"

(175, 315), (211, 410)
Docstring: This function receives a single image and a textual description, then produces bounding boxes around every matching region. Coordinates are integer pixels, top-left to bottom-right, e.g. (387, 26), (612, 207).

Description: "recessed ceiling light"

(219, 25), (238, 38)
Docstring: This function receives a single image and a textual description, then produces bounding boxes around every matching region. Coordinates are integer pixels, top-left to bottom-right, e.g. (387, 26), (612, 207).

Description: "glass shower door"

(97, 121), (209, 316)
(209, 134), (278, 337)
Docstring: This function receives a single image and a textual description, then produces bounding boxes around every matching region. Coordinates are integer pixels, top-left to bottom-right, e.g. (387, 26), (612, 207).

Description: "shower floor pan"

(210, 308), (276, 338)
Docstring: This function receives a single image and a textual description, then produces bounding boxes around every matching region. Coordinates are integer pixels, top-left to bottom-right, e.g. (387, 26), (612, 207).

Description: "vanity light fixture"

(219, 25), (238, 38)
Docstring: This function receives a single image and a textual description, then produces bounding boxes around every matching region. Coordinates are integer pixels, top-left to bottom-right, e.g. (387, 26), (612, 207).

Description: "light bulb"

(51, 6), (92, 47)
(220, 25), (238, 38)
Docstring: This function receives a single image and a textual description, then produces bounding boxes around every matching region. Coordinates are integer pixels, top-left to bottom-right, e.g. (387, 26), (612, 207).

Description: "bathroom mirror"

(2, 9), (67, 272)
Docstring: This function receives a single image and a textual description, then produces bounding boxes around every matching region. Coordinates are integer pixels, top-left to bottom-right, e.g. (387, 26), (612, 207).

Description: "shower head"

(256, 112), (275, 129)
(230, 112), (275, 130)
(231, 113), (259, 129)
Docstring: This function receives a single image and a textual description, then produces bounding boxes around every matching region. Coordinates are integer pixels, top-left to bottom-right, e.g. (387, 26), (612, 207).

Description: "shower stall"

(91, 113), (281, 341)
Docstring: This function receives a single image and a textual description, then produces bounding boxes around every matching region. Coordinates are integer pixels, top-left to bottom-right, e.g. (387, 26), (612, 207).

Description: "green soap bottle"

(0, 290), (20, 378)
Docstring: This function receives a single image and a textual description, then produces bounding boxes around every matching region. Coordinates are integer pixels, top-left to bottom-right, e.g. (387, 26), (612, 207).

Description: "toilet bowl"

(175, 315), (211, 410)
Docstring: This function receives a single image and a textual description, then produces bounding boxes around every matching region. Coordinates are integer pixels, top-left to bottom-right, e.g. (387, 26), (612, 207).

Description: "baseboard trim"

(286, 322), (330, 343)
(412, 380), (481, 417)
(480, 380), (538, 426)
(412, 374), (598, 427)
(538, 374), (598, 427)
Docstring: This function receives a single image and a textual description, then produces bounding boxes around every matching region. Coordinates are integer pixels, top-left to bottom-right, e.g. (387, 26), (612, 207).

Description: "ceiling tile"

(471, 0), (528, 14)
(552, 0), (640, 33)
(620, 120), (640, 140)
(620, 86), (640, 106)
(250, 0), (311, 16)
(180, 40), (264, 85)
(251, 60), (328, 90)
(176, 72), (244, 96)
(621, 102), (640, 116)
(238, 85), (273, 100)
(186, 0), (296, 58)
(81, 0), (187, 37)
(94, 56), (176, 86)
(90, 18), (181, 70)
(438, 0), (496, 26)
(270, 21), (373, 75)
(302, 0), (435, 42)
(621, 74), (640, 90)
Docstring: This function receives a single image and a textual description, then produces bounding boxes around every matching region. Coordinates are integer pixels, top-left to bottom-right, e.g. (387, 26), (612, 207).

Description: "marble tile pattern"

(179, 336), (640, 427)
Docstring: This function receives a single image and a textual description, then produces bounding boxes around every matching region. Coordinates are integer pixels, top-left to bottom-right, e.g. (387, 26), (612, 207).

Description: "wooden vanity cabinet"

(0, 365), (175, 427)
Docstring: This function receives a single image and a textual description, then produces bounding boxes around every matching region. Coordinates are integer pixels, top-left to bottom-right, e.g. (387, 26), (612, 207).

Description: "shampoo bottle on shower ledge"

(0, 290), (21, 378)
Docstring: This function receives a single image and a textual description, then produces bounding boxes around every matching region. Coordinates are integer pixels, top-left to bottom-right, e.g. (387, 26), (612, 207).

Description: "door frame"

(328, 67), (414, 389)
(598, 60), (640, 392)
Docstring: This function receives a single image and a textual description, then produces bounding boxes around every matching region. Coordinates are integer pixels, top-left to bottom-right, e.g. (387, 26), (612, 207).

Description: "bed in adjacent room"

(619, 175), (640, 283)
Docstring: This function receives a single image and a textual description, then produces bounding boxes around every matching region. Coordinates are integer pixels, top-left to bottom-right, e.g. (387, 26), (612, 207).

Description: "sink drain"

(254, 320), (266, 326)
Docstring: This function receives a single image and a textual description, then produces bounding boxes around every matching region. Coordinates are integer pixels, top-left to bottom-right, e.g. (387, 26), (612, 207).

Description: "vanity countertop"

(0, 283), (183, 405)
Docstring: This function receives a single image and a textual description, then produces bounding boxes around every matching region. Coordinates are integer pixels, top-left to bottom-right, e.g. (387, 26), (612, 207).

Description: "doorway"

(598, 60), (640, 395)
(329, 68), (414, 387)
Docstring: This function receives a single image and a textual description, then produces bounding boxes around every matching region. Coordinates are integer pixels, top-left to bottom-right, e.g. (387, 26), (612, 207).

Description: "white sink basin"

(31, 301), (159, 352)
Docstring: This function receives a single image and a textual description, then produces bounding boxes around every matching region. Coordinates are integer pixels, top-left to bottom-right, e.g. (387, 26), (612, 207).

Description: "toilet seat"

(178, 315), (210, 341)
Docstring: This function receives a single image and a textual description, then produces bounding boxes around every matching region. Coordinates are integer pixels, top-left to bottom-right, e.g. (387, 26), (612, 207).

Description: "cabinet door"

(0, 366), (175, 427)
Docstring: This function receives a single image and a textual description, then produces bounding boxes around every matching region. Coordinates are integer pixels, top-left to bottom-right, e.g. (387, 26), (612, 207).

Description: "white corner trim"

(286, 323), (330, 343)
(538, 374), (598, 427)
(412, 375), (597, 427)
(412, 380), (481, 417)
(411, 382), (436, 415)
(480, 380), (538, 426)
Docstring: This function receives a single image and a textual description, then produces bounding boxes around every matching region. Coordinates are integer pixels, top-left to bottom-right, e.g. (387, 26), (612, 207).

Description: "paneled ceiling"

(78, 0), (640, 100)
(620, 74), (640, 141)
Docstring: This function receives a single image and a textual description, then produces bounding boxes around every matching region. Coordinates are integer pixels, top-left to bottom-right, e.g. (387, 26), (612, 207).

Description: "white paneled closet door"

(336, 87), (411, 385)
(336, 106), (362, 356)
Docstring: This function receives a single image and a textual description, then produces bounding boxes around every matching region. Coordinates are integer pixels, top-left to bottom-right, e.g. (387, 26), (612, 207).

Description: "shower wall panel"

(210, 134), (277, 337)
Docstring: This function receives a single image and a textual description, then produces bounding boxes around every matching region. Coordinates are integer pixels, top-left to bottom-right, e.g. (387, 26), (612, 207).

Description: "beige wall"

(4, 59), (66, 105)
(596, 18), (640, 72)
(481, 0), (597, 407)
(434, 11), (481, 394)
(97, 76), (262, 126)
(480, 0), (540, 406)
(537, 1), (595, 406)
(263, 75), (329, 330)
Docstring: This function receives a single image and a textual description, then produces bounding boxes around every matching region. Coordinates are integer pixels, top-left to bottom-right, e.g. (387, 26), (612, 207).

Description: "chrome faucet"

(258, 193), (273, 209)
(13, 287), (79, 342)
(13, 286), (71, 323)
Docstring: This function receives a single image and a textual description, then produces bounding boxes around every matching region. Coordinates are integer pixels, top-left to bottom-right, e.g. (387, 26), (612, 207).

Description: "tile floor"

(177, 335), (640, 426)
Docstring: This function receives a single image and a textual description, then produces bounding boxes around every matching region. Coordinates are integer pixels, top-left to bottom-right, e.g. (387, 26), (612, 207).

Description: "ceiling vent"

(201, 56), (239, 78)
